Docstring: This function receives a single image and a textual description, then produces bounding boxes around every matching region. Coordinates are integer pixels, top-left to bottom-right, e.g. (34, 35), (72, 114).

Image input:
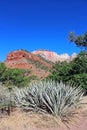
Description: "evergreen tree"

(69, 32), (87, 50)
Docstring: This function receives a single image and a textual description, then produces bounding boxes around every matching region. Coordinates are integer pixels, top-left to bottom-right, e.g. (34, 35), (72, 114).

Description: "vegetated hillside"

(4, 50), (53, 79)
(4, 49), (77, 79)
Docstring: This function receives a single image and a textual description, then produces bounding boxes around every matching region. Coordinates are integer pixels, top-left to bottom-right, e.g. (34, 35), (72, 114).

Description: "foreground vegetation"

(0, 80), (83, 121)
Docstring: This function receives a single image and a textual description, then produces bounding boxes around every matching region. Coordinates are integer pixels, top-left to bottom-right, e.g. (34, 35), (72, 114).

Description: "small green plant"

(14, 80), (84, 120)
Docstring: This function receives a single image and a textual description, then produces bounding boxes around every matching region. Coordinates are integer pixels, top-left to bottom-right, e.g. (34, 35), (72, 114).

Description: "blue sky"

(0, 0), (87, 61)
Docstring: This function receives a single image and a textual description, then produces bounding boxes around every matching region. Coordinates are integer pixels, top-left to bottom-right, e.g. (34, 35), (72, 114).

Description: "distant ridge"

(4, 49), (77, 79)
(32, 50), (77, 63)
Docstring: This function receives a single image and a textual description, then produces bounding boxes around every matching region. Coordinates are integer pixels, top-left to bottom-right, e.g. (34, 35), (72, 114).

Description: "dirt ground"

(0, 96), (87, 130)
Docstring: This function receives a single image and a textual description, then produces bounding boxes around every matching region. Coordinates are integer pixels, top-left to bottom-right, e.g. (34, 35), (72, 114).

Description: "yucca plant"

(14, 80), (84, 119)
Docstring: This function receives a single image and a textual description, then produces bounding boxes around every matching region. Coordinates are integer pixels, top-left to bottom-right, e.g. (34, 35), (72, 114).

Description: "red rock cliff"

(5, 50), (52, 78)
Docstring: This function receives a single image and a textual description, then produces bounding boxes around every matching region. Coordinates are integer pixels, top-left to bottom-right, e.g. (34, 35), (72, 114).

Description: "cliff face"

(5, 50), (52, 79)
(4, 49), (77, 78)
(32, 50), (77, 62)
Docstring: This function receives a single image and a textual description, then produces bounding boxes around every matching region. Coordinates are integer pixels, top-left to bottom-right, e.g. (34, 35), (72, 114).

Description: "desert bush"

(0, 84), (15, 115)
(1, 68), (29, 87)
(14, 80), (84, 120)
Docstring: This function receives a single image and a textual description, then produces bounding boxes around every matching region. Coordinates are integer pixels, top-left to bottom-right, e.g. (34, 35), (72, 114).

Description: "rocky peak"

(6, 50), (30, 61)
(32, 50), (77, 62)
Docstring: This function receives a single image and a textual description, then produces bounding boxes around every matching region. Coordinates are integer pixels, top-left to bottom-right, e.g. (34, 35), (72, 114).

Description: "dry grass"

(0, 96), (87, 130)
(0, 108), (62, 130)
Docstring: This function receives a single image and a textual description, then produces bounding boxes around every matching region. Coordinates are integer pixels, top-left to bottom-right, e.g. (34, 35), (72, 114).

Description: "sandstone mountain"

(4, 50), (52, 79)
(32, 50), (77, 62)
(4, 49), (77, 78)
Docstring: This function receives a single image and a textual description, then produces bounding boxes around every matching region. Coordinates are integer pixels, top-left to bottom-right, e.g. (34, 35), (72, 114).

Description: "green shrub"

(0, 84), (15, 115)
(14, 80), (84, 120)
(0, 63), (6, 80)
(1, 68), (29, 87)
(47, 51), (87, 91)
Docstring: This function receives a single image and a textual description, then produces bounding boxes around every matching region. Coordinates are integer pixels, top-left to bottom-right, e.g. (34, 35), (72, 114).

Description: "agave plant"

(14, 80), (84, 119)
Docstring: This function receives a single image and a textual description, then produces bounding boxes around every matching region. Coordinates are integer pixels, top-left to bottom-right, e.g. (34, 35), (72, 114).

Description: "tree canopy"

(0, 63), (29, 87)
(47, 51), (87, 91)
(69, 32), (87, 50)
